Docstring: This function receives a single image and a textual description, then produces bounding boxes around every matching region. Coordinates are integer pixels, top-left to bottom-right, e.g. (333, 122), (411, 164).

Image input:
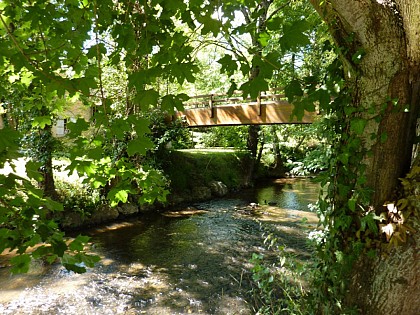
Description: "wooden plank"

(172, 101), (316, 127)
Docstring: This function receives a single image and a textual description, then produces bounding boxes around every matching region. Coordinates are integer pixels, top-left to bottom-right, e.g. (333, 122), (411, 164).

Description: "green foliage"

(200, 126), (248, 149)
(260, 124), (331, 176)
(378, 165), (420, 249)
(0, 0), (202, 273)
(145, 108), (193, 152)
(55, 179), (101, 217)
(0, 169), (98, 274)
(163, 150), (246, 193)
(249, 232), (310, 315)
(0, 6), (411, 315)
(279, 19), (311, 52)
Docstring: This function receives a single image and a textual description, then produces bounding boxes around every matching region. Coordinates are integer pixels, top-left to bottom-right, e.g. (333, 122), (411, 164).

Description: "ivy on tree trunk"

(310, 0), (420, 313)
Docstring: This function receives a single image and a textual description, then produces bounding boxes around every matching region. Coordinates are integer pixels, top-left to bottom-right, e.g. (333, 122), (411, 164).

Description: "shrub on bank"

(55, 179), (102, 218)
(162, 149), (248, 194)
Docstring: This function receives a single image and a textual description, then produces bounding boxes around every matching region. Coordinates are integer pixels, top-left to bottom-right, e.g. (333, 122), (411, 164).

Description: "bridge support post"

(209, 94), (214, 118)
(257, 92), (262, 116)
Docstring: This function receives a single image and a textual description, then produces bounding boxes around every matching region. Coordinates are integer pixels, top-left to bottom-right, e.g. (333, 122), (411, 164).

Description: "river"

(0, 178), (319, 315)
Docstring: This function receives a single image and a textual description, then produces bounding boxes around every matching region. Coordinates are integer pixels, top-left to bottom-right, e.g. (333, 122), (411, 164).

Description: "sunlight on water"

(0, 178), (319, 314)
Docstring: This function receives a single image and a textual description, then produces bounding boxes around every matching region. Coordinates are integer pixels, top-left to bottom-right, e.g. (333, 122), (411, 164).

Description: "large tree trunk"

(310, 0), (420, 313)
(311, 0), (419, 208)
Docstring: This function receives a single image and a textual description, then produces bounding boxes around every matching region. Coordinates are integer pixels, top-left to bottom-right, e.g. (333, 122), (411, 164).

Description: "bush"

(55, 179), (101, 217)
(200, 126), (248, 149)
(162, 149), (247, 193)
(283, 144), (331, 176)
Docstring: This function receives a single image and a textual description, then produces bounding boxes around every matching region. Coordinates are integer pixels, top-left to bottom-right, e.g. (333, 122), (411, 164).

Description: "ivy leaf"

(361, 212), (379, 234)
(380, 132), (388, 143)
(352, 48), (366, 64)
(350, 118), (367, 135)
(344, 106), (358, 116)
(348, 198), (356, 212)
(338, 152), (349, 165)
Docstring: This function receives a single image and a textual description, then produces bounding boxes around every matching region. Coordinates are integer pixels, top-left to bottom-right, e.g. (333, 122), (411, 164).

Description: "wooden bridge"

(170, 89), (316, 127)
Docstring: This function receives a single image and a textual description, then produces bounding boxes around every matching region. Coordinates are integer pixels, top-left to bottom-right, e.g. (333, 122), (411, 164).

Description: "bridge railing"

(184, 88), (287, 110)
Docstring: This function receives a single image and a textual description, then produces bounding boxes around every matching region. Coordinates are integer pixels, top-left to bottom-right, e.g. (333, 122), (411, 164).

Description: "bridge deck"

(170, 90), (316, 127)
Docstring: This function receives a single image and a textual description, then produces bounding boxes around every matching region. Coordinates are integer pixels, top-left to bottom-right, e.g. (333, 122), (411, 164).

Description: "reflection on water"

(0, 178), (319, 314)
(237, 178), (320, 211)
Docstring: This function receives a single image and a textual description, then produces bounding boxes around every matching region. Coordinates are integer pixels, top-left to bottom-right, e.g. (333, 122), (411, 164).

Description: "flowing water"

(0, 178), (319, 315)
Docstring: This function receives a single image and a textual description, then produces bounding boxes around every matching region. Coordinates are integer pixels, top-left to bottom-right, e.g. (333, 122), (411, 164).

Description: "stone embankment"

(59, 180), (230, 230)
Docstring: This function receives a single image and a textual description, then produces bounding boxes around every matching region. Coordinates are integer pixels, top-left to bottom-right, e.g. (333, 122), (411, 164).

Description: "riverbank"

(162, 149), (249, 203)
(59, 149), (253, 230)
(0, 149), (274, 230)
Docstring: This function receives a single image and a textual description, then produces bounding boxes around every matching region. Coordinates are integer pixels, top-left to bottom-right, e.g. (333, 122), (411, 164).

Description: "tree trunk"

(41, 152), (58, 200)
(38, 124), (59, 201)
(270, 126), (285, 176)
(240, 2), (273, 187)
(244, 124), (260, 186)
(309, 0), (420, 313)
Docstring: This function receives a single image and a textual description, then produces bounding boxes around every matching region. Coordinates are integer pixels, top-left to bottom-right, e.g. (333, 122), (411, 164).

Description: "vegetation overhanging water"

(0, 178), (319, 315)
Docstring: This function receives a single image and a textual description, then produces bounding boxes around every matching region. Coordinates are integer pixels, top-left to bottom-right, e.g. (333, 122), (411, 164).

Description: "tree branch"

(267, 0), (291, 21)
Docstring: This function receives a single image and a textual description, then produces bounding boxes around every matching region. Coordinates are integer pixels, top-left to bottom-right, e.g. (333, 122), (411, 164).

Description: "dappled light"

(0, 179), (319, 314)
